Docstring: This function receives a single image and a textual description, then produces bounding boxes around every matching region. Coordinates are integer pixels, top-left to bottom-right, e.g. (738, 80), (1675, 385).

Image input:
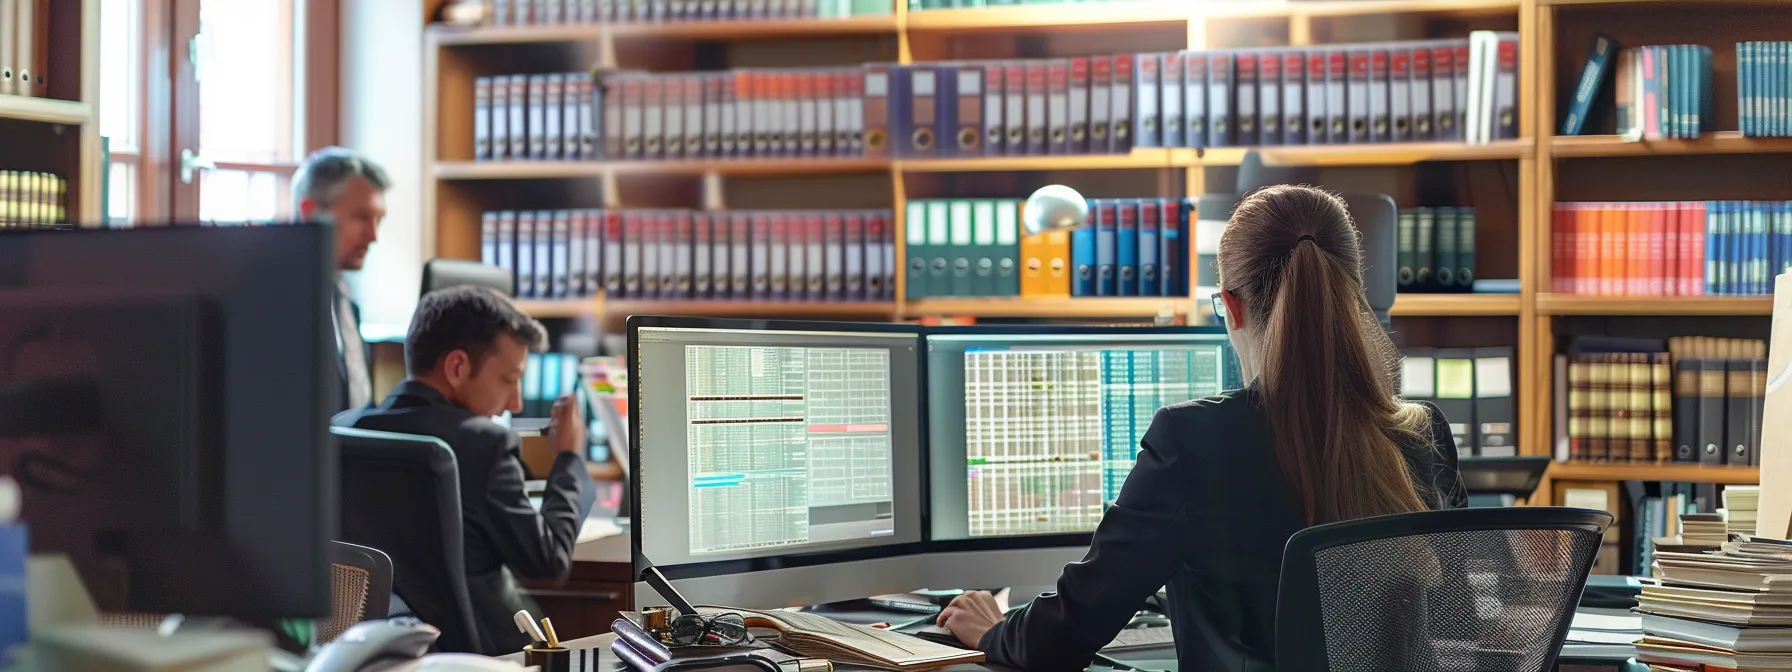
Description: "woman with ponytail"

(936, 185), (1467, 672)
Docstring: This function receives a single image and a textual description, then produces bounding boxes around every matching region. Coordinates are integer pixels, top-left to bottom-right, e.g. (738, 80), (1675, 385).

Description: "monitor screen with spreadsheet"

(925, 326), (1239, 542)
(629, 318), (926, 577)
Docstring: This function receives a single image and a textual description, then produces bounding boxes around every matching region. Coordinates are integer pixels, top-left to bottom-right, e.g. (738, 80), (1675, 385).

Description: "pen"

(541, 617), (562, 648)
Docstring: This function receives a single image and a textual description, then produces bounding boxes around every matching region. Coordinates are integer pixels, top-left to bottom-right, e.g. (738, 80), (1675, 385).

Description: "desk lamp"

(1022, 185), (1089, 236)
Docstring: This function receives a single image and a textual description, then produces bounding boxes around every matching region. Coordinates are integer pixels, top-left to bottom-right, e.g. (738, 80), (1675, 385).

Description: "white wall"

(339, 0), (423, 342)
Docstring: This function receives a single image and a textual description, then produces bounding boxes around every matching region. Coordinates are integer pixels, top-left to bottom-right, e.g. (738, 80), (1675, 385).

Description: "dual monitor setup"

(628, 316), (1243, 610)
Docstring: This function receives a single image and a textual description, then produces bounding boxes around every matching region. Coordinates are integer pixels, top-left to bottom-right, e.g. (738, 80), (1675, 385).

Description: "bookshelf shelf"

(430, 23), (600, 46)
(1287, 0), (1520, 18)
(904, 2), (1189, 30)
(897, 150), (1177, 173)
(1535, 294), (1774, 316)
(606, 299), (898, 321)
(0, 97), (93, 126)
(1551, 132), (1792, 158)
(902, 297), (1186, 319)
(1198, 140), (1531, 167)
(608, 157), (891, 177)
(607, 16), (899, 40)
(1547, 462), (1760, 485)
(1389, 294), (1522, 317)
(435, 161), (607, 180)
(513, 299), (601, 318)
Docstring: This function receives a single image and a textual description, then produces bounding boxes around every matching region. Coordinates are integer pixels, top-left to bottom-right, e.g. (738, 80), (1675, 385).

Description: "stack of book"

(0, 0), (47, 97)
(481, 209), (897, 302)
(1737, 42), (1790, 138)
(1727, 486), (1761, 538)
(904, 197), (1190, 300)
(0, 171), (68, 228)
(1555, 336), (1764, 465)
(470, 35), (1521, 163)
(1396, 206), (1478, 293)
(1678, 513), (1728, 547)
(1615, 44), (1715, 140)
(482, 0), (891, 23)
(1550, 200), (1792, 297)
(1636, 539), (1792, 671)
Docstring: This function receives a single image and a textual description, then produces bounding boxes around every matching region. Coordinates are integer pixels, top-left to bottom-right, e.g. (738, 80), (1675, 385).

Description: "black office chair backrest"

(1275, 506), (1612, 672)
(421, 258), (513, 297)
(332, 426), (485, 654)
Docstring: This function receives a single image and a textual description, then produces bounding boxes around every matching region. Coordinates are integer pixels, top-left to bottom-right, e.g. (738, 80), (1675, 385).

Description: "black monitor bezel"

(920, 323), (1232, 554)
(627, 316), (1234, 581)
(626, 315), (931, 581)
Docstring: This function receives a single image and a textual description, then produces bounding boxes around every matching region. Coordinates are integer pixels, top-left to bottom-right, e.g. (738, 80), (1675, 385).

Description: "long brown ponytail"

(1217, 185), (1433, 525)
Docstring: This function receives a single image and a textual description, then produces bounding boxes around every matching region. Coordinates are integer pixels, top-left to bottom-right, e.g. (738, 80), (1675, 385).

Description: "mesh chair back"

(333, 426), (484, 654)
(1275, 507), (1611, 672)
(320, 541), (394, 644)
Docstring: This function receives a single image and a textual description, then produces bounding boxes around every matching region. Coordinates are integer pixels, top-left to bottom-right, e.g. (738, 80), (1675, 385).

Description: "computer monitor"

(628, 316), (928, 609)
(921, 325), (1239, 589)
(0, 224), (336, 621)
(421, 258), (514, 297)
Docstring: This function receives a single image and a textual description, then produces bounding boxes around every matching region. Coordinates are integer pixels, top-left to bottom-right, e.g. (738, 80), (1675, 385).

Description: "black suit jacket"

(333, 381), (594, 654)
(978, 386), (1467, 672)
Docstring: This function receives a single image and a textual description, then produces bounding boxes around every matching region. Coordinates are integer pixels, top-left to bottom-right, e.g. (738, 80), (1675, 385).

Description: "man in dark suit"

(292, 146), (390, 413)
(334, 286), (594, 654)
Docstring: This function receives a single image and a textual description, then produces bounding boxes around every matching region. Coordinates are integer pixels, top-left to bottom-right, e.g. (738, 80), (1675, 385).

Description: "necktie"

(336, 279), (373, 409)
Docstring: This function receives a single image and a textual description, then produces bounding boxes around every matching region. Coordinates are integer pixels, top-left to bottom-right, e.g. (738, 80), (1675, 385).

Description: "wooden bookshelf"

(1535, 294), (1775, 316)
(420, 0), (1792, 488)
(0, 97), (93, 126)
(0, 0), (101, 225)
(1551, 132), (1792, 158)
(1547, 462), (1760, 485)
(903, 296), (1185, 319)
(604, 299), (898, 321)
(513, 299), (602, 318)
(1389, 294), (1523, 317)
(1199, 140), (1532, 167)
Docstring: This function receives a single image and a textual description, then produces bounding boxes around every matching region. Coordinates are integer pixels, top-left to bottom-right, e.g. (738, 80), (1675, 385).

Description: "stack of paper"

(1680, 514), (1730, 547)
(1726, 486), (1761, 537)
(1639, 541), (1792, 670)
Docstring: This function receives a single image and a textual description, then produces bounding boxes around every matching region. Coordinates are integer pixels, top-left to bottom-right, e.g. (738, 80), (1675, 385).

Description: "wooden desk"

(518, 526), (633, 642)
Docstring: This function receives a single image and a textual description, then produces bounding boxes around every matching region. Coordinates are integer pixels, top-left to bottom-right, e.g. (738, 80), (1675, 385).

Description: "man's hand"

(936, 590), (1004, 648)
(548, 395), (587, 455)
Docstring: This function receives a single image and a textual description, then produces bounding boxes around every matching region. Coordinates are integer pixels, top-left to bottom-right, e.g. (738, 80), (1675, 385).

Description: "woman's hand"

(936, 590), (1004, 648)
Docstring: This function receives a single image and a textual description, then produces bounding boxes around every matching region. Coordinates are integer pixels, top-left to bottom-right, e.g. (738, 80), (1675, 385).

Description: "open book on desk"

(697, 606), (985, 670)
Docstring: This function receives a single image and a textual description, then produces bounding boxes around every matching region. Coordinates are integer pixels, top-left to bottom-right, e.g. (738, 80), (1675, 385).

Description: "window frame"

(105, 0), (339, 225)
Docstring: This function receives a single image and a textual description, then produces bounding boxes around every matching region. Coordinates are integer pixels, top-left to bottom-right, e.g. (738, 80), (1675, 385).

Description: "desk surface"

(500, 633), (1013, 671)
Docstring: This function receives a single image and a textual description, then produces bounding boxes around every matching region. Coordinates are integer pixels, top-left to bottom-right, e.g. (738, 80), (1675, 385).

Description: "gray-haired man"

(292, 146), (391, 412)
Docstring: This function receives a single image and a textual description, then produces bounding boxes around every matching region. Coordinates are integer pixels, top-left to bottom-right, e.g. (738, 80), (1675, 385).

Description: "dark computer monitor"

(0, 224), (336, 621)
(1231, 150), (1399, 326)
(920, 325), (1238, 587)
(628, 316), (928, 610)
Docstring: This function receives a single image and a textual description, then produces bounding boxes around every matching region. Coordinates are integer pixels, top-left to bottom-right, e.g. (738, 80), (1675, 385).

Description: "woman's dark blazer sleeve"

(976, 406), (1194, 671)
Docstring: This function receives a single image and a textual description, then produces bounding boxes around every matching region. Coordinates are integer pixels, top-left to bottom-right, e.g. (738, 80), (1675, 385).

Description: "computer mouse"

(304, 618), (442, 672)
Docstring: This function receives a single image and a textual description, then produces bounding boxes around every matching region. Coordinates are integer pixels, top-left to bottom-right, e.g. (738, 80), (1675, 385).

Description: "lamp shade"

(1022, 185), (1089, 235)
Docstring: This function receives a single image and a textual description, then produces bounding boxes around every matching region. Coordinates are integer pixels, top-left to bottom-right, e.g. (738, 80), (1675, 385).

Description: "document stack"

(1637, 538), (1792, 671)
(1726, 486), (1761, 538)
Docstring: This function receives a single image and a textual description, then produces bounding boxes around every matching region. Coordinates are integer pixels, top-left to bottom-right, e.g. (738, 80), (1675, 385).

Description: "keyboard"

(1103, 626), (1174, 652)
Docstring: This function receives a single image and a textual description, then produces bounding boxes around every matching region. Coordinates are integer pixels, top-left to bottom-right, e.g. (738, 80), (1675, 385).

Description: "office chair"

(421, 258), (514, 297)
(1274, 506), (1612, 672)
(321, 540), (394, 644)
(333, 426), (485, 654)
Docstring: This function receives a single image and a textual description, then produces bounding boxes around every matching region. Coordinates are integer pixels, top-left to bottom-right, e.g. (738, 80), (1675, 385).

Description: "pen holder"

(523, 644), (571, 672)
